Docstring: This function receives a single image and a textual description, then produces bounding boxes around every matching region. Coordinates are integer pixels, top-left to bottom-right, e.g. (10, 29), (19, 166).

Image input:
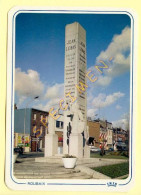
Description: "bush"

(109, 151), (129, 157)
(62, 154), (76, 158)
(121, 151), (129, 157)
(109, 151), (121, 156)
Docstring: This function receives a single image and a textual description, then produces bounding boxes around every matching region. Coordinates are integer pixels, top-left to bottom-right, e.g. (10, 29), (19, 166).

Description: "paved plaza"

(14, 152), (128, 179)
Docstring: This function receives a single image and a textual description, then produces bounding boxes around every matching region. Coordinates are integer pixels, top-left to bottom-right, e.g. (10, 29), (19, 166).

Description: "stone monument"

(44, 116), (58, 157)
(63, 22), (90, 158)
(44, 22), (90, 158)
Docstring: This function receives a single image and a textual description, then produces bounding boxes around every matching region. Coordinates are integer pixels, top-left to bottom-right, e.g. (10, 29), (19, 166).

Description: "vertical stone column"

(63, 111), (70, 155)
(69, 133), (83, 158)
(63, 22), (89, 159)
(83, 125), (90, 158)
(44, 116), (58, 157)
(69, 104), (83, 158)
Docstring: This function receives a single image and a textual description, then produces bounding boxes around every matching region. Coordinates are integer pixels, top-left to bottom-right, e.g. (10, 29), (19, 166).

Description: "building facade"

(87, 120), (100, 148)
(14, 108), (49, 152)
(113, 127), (128, 142)
(93, 119), (113, 149)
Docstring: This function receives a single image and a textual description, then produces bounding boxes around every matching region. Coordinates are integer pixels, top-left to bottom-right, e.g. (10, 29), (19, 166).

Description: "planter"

(62, 157), (77, 169)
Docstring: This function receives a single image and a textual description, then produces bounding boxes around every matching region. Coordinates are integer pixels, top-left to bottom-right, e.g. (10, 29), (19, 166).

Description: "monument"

(64, 22), (87, 117)
(63, 22), (90, 158)
(44, 116), (58, 157)
(44, 22), (90, 158)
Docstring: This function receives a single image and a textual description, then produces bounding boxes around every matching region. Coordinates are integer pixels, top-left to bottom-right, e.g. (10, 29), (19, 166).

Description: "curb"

(75, 165), (111, 179)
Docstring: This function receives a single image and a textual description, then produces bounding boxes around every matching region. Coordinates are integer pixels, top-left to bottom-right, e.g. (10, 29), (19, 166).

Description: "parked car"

(116, 142), (127, 151)
(108, 147), (114, 151)
(14, 146), (23, 155)
(89, 145), (101, 152)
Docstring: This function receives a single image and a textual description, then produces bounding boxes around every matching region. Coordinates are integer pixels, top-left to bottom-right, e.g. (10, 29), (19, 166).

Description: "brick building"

(94, 119), (113, 149)
(14, 106), (116, 152)
(14, 107), (65, 152)
(87, 120), (100, 147)
(113, 127), (128, 142)
(14, 108), (49, 152)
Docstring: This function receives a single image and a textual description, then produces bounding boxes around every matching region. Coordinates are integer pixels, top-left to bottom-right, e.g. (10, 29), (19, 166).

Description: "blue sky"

(15, 13), (131, 129)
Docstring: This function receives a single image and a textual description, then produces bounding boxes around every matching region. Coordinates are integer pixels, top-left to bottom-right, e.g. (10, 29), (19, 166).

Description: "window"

(61, 122), (64, 129)
(56, 121), (64, 129)
(56, 121), (60, 128)
(33, 113), (36, 120)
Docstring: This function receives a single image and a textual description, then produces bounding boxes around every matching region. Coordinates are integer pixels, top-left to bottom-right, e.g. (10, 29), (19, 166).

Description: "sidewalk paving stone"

(14, 153), (128, 179)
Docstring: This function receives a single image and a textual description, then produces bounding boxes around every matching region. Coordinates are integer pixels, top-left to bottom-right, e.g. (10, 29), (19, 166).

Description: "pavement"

(14, 152), (128, 179)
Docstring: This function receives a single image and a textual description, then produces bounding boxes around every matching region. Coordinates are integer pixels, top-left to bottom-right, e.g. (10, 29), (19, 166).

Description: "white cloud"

(96, 76), (112, 86)
(45, 98), (61, 111)
(34, 83), (64, 112)
(17, 96), (27, 106)
(45, 83), (64, 109)
(35, 98), (61, 112)
(116, 105), (122, 110)
(112, 119), (129, 130)
(112, 112), (129, 130)
(45, 83), (64, 99)
(89, 26), (131, 86)
(15, 68), (44, 98)
(87, 108), (98, 119)
(92, 92), (125, 108)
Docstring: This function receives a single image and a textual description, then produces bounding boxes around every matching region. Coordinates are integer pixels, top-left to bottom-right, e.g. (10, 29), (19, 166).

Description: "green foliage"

(93, 162), (129, 178)
(25, 143), (30, 147)
(108, 151), (129, 157)
(109, 151), (121, 156)
(90, 153), (128, 159)
(62, 154), (76, 158)
(120, 151), (129, 157)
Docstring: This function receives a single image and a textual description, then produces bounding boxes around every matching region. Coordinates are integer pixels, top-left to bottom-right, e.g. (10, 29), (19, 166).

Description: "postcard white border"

(5, 6), (137, 191)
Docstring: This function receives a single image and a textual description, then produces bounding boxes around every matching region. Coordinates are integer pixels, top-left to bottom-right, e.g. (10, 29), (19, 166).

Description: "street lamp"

(23, 96), (39, 152)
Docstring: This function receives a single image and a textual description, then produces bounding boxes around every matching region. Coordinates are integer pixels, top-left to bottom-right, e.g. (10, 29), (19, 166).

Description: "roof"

(15, 108), (49, 114)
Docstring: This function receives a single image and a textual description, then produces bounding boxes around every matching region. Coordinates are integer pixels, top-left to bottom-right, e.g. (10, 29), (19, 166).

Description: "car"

(89, 145), (101, 152)
(116, 142), (127, 151)
(14, 147), (23, 154)
(108, 147), (114, 151)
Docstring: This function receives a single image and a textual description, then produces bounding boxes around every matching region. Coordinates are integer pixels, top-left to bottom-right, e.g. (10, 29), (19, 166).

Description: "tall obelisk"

(63, 22), (89, 158)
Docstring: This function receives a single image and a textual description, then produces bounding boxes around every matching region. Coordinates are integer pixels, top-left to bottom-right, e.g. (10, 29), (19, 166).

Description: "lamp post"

(23, 96), (39, 152)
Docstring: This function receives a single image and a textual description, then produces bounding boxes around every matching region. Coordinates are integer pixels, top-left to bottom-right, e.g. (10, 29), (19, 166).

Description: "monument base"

(84, 145), (90, 158)
(44, 134), (58, 157)
(69, 133), (83, 158)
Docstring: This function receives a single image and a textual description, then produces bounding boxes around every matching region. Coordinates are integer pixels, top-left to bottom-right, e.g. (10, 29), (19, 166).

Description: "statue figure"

(65, 103), (90, 158)
(69, 103), (89, 145)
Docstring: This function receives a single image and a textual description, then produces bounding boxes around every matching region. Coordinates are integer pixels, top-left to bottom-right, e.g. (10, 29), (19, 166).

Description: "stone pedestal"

(63, 111), (71, 155)
(44, 134), (58, 157)
(69, 133), (83, 158)
(84, 145), (90, 158)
